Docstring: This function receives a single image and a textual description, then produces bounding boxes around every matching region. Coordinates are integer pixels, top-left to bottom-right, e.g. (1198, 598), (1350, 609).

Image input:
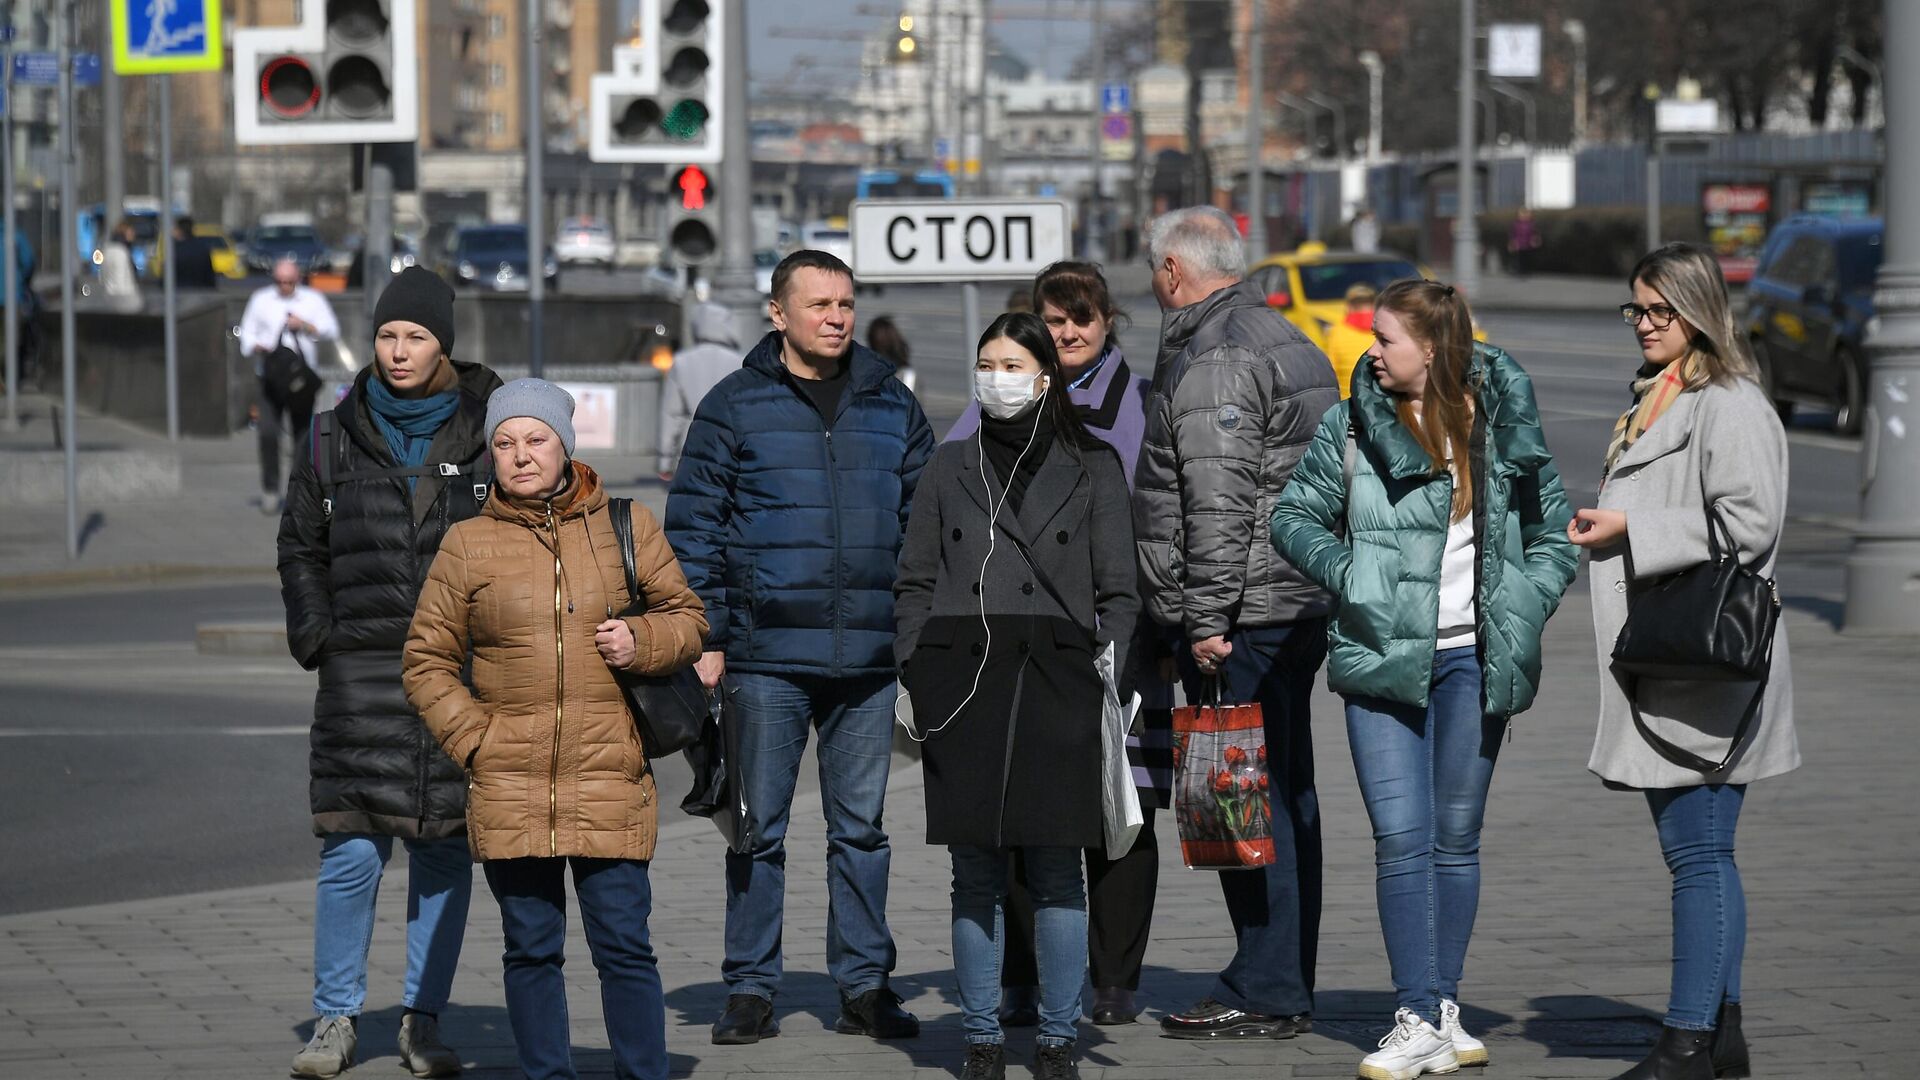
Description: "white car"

(554, 218), (617, 269)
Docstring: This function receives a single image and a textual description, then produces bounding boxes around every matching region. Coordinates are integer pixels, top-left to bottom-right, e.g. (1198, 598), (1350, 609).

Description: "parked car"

(246, 222), (330, 275)
(439, 224), (560, 293)
(754, 249), (779, 296)
(195, 226), (246, 280)
(1745, 214), (1884, 435)
(554, 217), (617, 270)
(345, 236), (421, 288)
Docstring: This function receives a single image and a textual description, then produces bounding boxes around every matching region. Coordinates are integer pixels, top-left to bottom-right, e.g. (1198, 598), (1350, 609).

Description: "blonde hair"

(1376, 279), (1476, 522)
(1344, 282), (1378, 311)
(1629, 243), (1754, 387)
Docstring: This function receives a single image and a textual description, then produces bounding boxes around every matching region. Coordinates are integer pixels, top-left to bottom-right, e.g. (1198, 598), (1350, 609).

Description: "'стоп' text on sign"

(849, 200), (1071, 283)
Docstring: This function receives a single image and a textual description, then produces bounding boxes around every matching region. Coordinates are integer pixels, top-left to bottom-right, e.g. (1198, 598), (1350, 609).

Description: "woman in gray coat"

(1569, 243), (1798, 1080)
(895, 311), (1139, 1080)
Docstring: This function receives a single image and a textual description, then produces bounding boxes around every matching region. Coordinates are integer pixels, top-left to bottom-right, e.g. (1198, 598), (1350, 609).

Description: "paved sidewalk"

(0, 590), (1906, 1078)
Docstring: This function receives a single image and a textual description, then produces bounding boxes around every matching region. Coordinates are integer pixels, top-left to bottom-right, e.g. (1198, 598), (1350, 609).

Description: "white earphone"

(897, 405), (1043, 742)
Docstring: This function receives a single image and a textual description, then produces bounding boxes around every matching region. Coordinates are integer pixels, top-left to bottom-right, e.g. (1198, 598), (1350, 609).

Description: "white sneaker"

(1358, 1008), (1460, 1080)
(1439, 999), (1488, 1067)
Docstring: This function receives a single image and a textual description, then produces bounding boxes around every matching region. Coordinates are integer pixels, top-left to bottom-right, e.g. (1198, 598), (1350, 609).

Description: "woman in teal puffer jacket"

(1271, 279), (1577, 1080)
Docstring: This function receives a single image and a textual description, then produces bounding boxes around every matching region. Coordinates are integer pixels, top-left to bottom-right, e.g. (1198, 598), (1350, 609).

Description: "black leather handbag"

(608, 498), (709, 757)
(1610, 501), (1781, 774)
(263, 330), (320, 403)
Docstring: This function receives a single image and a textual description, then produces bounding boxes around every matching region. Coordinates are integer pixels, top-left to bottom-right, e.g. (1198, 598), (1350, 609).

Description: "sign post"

(2, 24), (17, 433)
(850, 198), (1072, 363)
(110, 0), (222, 441)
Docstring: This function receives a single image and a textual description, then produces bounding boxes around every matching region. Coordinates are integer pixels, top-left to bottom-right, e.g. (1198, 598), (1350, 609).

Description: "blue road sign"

(1101, 82), (1130, 115)
(73, 53), (100, 86)
(12, 52), (57, 86)
(112, 0), (222, 74)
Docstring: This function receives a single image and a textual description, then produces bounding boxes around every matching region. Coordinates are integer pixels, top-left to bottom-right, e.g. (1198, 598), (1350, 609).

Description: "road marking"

(0, 725), (307, 737)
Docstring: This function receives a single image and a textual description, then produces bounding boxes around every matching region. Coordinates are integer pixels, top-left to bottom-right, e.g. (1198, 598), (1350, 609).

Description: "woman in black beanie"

(277, 265), (505, 1079)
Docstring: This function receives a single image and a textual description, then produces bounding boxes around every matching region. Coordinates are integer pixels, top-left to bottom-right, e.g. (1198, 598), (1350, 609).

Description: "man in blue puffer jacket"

(666, 249), (935, 1047)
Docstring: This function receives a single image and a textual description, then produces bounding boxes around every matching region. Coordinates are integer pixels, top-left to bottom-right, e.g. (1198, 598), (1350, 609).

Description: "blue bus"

(856, 168), (954, 200)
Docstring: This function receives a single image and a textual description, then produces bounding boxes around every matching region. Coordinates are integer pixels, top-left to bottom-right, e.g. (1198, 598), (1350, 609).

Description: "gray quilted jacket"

(1133, 279), (1339, 640)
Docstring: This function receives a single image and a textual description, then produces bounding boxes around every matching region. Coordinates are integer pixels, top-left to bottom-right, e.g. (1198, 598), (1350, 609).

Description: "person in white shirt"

(242, 257), (341, 513)
(98, 220), (142, 312)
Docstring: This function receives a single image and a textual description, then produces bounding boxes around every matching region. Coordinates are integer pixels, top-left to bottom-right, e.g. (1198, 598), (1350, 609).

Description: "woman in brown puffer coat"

(404, 378), (707, 1080)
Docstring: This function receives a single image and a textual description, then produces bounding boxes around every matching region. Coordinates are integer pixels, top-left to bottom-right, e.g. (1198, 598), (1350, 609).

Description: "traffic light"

(667, 164), (717, 265)
(588, 0), (725, 164)
(231, 0), (418, 144)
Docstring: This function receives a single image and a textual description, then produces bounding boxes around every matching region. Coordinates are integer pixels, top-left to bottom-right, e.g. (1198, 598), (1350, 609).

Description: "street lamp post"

(1244, 0), (1266, 262)
(1359, 49), (1384, 161)
(1844, 0), (1920, 634)
(1563, 20), (1587, 146)
(1086, 0), (1106, 264)
(1452, 0), (1479, 294)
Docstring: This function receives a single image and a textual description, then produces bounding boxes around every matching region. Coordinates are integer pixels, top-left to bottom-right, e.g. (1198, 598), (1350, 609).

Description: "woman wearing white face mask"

(895, 312), (1140, 1080)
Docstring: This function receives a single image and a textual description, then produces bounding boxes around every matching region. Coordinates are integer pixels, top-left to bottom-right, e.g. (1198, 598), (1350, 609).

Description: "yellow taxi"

(196, 225), (247, 280)
(1249, 243), (1485, 394)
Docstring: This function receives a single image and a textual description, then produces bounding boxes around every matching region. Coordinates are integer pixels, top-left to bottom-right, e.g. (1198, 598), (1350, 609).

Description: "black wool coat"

(894, 435), (1139, 849)
(277, 360), (503, 839)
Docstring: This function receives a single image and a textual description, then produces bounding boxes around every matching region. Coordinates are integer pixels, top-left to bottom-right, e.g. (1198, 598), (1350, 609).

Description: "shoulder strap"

(312, 411), (342, 519)
(1623, 668), (1770, 775)
(608, 497), (640, 615)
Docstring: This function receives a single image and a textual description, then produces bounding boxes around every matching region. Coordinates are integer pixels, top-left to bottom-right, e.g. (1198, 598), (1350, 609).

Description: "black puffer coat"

(277, 360), (503, 838)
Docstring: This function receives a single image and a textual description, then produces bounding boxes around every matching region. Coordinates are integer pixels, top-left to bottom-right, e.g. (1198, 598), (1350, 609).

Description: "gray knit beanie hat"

(485, 378), (576, 456)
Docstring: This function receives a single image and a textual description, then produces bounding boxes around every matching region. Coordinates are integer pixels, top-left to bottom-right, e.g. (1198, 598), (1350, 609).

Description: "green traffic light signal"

(663, 99), (708, 140)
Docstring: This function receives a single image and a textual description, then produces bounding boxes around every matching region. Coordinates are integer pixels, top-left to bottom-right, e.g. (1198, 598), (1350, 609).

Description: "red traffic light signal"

(675, 165), (709, 211)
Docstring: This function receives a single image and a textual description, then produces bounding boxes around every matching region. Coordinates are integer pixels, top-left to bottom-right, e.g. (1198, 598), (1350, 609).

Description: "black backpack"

(310, 409), (493, 521)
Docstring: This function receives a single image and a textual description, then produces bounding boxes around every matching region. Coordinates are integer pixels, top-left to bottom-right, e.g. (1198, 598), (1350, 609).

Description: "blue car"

(1745, 214), (1883, 435)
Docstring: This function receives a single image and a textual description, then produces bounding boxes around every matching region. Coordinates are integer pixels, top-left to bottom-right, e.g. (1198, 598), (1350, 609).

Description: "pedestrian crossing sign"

(110, 0), (223, 75)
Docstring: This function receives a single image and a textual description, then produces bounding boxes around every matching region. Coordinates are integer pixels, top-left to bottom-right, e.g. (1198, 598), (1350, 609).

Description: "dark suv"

(1745, 214), (1884, 435)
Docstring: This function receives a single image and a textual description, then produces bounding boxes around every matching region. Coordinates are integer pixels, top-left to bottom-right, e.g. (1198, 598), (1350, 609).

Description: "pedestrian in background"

(948, 261), (1160, 1028)
(1320, 282), (1379, 400)
(1350, 207), (1381, 255)
(1570, 243), (1798, 1080)
(405, 379), (709, 1080)
(242, 257), (340, 513)
(171, 215), (219, 290)
(666, 250), (934, 1046)
(98, 219), (141, 311)
(1005, 285), (1034, 314)
(894, 311), (1139, 1080)
(276, 266), (501, 1080)
(657, 299), (741, 481)
(1273, 281), (1577, 1080)
(867, 316), (916, 394)
(1508, 209), (1543, 277)
(1133, 206), (1339, 1041)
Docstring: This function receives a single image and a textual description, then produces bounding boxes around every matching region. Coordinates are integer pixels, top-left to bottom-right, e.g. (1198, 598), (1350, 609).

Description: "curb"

(0, 563), (281, 593)
(197, 621), (289, 656)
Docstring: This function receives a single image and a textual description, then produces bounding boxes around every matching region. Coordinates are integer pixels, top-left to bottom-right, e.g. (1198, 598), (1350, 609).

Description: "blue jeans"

(313, 833), (472, 1018)
(952, 845), (1087, 1046)
(483, 857), (668, 1080)
(723, 671), (900, 1000)
(1646, 783), (1747, 1030)
(1176, 619), (1328, 1017)
(1344, 647), (1502, 1021)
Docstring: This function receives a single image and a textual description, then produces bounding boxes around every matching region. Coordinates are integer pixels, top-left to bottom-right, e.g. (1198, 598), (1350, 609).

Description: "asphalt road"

(0, 294), (1865, 915)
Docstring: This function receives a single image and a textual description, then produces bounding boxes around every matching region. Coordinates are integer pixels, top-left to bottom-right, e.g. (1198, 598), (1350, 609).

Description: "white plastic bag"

(1097, 642), (1144, 858)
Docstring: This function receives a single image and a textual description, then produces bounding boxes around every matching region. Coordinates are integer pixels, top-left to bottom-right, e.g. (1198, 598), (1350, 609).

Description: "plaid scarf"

(1603, 357), (1697, 479)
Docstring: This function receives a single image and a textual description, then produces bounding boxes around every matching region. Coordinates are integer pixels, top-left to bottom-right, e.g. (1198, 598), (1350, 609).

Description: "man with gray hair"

(1133, 205), (1339, 1040)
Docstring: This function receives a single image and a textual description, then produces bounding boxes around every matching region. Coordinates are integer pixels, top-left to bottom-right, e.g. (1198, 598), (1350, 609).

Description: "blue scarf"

(364, 376), (460, 492)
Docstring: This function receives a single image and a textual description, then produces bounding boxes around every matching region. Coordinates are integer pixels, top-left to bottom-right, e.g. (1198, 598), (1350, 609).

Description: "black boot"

(1611, 1025), (1714, 1080)
(711, 994), (778, 1045)
(1711, 1003), (1750, 1079)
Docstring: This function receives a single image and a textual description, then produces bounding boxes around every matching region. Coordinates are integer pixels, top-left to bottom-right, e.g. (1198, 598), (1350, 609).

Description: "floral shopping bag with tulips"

(1171, 680), (1274, 870)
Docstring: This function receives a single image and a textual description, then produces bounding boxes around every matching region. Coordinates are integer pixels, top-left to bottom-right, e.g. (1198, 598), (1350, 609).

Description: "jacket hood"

(687, 301), (740, 348)
(1351, 342), (1551, 480)
(742, 330), (898, 395)
(1157, 279), (1269, 364)
(484, 459), (608, 527)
